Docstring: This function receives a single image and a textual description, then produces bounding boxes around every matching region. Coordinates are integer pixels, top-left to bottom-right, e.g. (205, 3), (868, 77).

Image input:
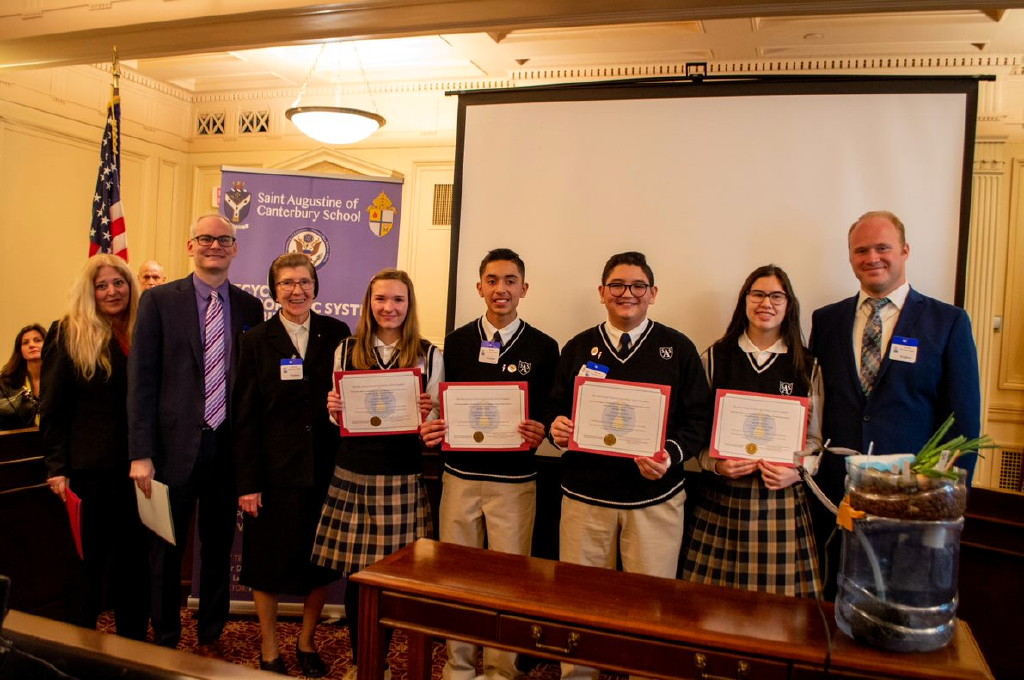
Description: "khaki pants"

(558, 492), (686, 680)
(440, 473), (536, 680)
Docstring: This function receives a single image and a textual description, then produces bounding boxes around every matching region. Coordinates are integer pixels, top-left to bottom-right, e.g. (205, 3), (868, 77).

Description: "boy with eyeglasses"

(421, 248), (559, 680)
(548, 251), (710, 680)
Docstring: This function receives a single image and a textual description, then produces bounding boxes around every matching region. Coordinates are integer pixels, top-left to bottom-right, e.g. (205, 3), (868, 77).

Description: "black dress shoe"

(294, 640), (327, 678)
(260, 656), (290, 675)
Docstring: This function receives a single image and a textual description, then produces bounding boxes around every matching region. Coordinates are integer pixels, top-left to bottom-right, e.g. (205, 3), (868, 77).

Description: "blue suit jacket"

(810, 287), (981, 502)
(128, 275), (263, 487)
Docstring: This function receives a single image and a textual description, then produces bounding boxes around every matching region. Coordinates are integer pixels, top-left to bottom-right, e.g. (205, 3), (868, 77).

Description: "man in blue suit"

(129, 214), (264, 649)
(809, 210), (981, 597)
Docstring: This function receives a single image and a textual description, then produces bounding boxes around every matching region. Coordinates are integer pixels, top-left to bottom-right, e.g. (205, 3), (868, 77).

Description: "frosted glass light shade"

(285, 106), (385, 144)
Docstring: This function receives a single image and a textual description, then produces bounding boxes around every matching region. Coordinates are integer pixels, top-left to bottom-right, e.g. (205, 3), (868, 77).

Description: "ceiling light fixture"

(285, 43), (385, 145)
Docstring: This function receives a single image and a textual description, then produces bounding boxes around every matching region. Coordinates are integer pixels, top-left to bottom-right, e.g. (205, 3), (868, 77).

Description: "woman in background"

(312, 269), (442, 680)
(681, 264), (822, 598)
(39, 254), (149, 637)
(0, 323), (45, 429)
(235, 253), (351, 676)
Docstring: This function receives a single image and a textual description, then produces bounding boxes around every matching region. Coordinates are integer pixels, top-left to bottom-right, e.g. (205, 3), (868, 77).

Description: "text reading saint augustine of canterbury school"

(255, 192), (364, 223)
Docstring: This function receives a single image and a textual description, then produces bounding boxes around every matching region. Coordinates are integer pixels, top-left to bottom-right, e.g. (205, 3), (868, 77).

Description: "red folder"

(64, 488), (83, 560)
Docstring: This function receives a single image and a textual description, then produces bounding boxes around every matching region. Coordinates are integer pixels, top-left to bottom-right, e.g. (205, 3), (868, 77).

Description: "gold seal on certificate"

(335, 368), (423, 437)
(439, 382), (529, 451)
(604, 434), (617, 446)
(710, 389), (810, 467)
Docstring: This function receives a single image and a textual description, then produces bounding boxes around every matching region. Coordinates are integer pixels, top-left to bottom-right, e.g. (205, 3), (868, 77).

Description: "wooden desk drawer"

(379, 592), (498, 642)
(500, 615), (790, 680)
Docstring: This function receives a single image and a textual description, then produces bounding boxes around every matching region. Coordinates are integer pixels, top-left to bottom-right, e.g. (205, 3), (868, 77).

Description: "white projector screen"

(448, 77), (978, 352)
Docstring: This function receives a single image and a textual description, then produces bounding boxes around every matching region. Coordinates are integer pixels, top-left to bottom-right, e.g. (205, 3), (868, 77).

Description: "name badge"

(579, 361), (609, 379)
(889, 336), (919, 363)
(479, 341), (500, 364)
(280, 358), (303, 380)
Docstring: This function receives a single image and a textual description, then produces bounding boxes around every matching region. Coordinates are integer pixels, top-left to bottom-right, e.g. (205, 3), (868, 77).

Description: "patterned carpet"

(97, 610), (567, 679)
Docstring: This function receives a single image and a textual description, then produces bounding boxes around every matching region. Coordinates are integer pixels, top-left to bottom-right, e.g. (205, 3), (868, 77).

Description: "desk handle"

(694, 653), (750, 680)
(530, 624), (580, 654)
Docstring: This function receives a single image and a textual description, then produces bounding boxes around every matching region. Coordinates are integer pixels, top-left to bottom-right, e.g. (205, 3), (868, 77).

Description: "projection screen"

(447, 77), (979, 352)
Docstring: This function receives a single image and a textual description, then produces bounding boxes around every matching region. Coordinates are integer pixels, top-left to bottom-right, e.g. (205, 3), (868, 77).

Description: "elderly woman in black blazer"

(40, 254), (149, 639)
(234, 253), (351, 676)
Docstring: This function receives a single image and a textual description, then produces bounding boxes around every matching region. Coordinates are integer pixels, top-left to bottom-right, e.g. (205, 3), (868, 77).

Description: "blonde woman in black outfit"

(40, 254), (149, 638)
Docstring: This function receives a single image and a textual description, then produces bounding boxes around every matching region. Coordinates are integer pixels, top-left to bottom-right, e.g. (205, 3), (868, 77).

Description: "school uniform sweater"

(549, 321), (711, 508)
(442, 318), (559, 482)
(334, 336), (440, 475)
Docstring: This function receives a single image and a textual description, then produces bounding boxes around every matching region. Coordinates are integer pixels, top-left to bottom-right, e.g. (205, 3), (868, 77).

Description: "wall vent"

(196, 112), (226, 136)
(433, 184), (453, 226)
(995, 449), (1023, 492)
(239, 110), (270, 134)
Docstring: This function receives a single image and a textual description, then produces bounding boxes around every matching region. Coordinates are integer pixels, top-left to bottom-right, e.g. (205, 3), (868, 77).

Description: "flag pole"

(89, 47), (129, 261)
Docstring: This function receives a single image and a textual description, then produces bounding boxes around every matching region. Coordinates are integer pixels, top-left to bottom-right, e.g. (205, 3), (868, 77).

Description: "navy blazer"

(233, 311), (350, 494)
(810, 287), (981, 501)
(128, 275), (263, 487)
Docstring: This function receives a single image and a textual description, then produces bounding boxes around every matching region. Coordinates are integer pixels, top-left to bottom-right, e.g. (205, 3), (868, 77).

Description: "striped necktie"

(203, 290), (226, 428)
(859, 297), (888, 396)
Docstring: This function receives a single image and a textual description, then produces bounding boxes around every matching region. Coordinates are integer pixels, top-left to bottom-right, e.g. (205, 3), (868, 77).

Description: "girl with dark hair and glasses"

(681, 264), (823, 598)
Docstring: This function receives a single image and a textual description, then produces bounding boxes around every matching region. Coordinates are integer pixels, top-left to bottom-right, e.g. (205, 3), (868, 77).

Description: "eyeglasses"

(277, 279), (315, 290)
(747, 290), (788, 306)
(603, 282), (651, 297)
(192, 234), (237, 247)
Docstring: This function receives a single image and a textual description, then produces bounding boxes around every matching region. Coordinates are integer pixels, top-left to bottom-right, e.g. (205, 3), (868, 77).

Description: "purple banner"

(194, 168), (402, 613)
(220, 167), (403, 326)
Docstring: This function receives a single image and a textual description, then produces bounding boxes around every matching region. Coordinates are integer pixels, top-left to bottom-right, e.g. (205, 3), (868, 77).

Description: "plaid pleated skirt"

(682, 474), (821, 598)
(311, 466), (434, 576)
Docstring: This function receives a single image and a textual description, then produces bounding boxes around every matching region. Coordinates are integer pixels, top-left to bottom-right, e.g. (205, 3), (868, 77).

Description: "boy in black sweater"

(422, 248), (559, 680)
(549, 251), (709, 680)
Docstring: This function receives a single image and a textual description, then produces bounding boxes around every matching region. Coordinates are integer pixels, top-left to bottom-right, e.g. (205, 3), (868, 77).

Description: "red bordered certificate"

(710, 389), (809, 467)
(335, 368), (422, 436)
(439, 381), (529, 451)
(568, 376), (670, 459)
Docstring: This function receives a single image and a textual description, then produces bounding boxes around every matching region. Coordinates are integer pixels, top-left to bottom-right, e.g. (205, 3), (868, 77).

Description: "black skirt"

(240, 483), (339, 595)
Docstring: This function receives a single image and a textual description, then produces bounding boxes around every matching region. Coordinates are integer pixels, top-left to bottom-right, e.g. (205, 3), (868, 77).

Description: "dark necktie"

(859, 297), (888, 396)
(619, 333), (632, 358)
(492, 331), (502, 347)
(203, 290), (226, 428)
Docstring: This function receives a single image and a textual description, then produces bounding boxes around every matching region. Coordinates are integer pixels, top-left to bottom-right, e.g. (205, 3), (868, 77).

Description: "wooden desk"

(351, 539), (993, 680)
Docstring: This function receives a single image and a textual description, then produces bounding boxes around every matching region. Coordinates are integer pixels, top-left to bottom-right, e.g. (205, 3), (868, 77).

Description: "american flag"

(89, 85), (128, 260)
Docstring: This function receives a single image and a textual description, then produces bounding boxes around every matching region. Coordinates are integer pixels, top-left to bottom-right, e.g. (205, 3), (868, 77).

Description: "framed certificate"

(569, 376), (670, 459)
(335, 368), (422, 436)
(710, 389), (809, 467)
(439, 382), (529, 451)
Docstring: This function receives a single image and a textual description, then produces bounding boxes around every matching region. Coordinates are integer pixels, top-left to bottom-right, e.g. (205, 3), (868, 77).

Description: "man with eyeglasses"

(128, 213), (263, 651)
(548, 251), (710, 680)
(809, 210), (980, 598)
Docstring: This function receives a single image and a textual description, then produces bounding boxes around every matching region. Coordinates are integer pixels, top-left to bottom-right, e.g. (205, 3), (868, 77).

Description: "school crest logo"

(517, 361), (532, 375)
(286, 228), (331, 268)
(367, 192), (398, 237)
(779, 382), (794, 396)
(659, 347), (673, 360)
(223, 181), (252, 223)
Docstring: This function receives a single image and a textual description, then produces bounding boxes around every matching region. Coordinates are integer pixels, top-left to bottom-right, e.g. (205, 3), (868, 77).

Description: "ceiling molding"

(5, 0), (1024, 70)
